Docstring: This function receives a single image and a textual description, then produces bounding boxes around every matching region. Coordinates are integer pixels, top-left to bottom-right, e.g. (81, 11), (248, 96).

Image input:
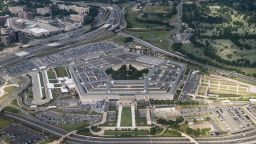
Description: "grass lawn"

(136, 117), (147, 126)
(10, 99), (19, 107)
(58, 121), (89, 131)
(0, 115), (15, 129)
(121, 107), (132, 127)
(125, 6), (160, 28)
(161, 129), (182, 137)
(104, 130), (149, 136)
(125, 30), (172, 50)
(51, 88), (61, 97)
(0, 86), (17, 100)
(143, 5), (172, 14)
(76, 128), (93, 136)
(54, 67), (68, 77)
(47, 70), (56, 79)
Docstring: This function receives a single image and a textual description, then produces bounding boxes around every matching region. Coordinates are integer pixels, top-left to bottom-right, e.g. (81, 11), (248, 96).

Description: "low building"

(249, 99), (256, 104)
(70, 14), (85, 23)
(6, 17), (17, 28)
(18, 11), (33, 20)
(62, 22), (82, 31)
(36, 7), (52, 16)
(14, 19), (26, 29)
(8, 6), (24, 14)
(57, 4), (89, 14)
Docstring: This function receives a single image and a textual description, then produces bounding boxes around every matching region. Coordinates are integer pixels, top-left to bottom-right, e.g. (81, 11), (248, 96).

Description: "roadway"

(4, 111), (256, 144)
(0, 76), (30, 111)
(4, 112), (192, 144)
(0, 2), (121, 68)
(118, 31), (256, 84)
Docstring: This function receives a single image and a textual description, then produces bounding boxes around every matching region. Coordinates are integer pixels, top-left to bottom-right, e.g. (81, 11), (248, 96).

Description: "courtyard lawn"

(47, 70), (56, 79)
(54, 67), (68, 77)
(121, 107), (132, 127)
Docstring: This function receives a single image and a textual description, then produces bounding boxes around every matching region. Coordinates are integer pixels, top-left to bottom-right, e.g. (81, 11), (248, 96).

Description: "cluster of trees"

(63, 0), (135, 4)
(84, 6), (99, 25)
(10, 0), (51, 8)
(158, 116), (184, 129)
(185, 127), (210, 137)
(106, 65), (149, 80)
(91, 126), (101, 132)
(51, 5), (77, 18)
(149, 126), (162, 135)
(182, 4), (227, 27)
(177, 2), (256, 68)
(190, 35), (256, 67)
(124, 37), (134, 43)
(150, 99), (199, 105)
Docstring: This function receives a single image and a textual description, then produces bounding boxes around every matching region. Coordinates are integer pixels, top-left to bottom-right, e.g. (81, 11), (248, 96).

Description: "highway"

(4, 112), (192, 144)
(118, 31), (256, 84)
(1, 1), (256, 144)
(4, 111), (256, 144)
(0, 2), (121, 68)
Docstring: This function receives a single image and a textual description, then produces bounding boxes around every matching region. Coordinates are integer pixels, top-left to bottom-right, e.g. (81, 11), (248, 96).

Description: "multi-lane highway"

(1, 1), (256, 144)
(4, 112), (192, 144)
(5, 111), (256, 144)
(118, 31), (256, 84)
(0, 2), (121, 68)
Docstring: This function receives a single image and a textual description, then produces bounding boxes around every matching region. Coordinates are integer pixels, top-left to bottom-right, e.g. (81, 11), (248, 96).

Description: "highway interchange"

(1, 1), (256, 144)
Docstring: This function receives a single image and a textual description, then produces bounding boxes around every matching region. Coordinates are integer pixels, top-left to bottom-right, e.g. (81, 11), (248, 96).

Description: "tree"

(124, 37), (134, 43)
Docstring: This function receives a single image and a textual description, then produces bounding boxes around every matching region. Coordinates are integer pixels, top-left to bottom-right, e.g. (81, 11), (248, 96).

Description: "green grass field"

(143, 5), (172, 14)
(125, 7), (160, 29)
(47, 70), (56, 79)
(76, 128), (93, 136)
(136, 117), (147, 126)
(0, 86), (18, 101)
(54, 67), (68, 77)
(0, 116), (14, 129)
(125, 30), (173, 50)
(121, 107), (132, 127)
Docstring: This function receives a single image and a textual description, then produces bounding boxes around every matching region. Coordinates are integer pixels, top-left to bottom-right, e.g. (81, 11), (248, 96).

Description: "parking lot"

(211, 106), (253, 134)
(1, 124), (45, 144)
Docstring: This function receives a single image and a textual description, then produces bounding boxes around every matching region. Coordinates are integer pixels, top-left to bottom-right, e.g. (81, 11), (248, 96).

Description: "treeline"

(182, 4), (227, 25)
(10, 0), (51, 8)
(150, 99), (199, 105)
(190, 36), (256, 67)
(172, 43), (254, 74)
(51, 5), (77, 18)
(62, 0), (135, 4)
